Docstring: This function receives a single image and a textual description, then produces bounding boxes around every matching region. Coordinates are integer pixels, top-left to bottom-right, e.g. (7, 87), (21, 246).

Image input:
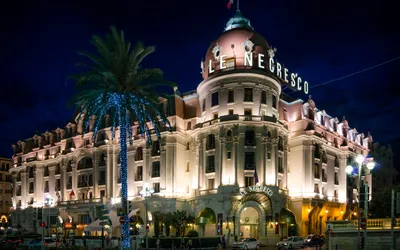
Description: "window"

(267, 151), (271, 160)
(186, 162), (190, 172)
(320, 114), (324, 126)
(278, 179), (282, 189)
(272, 95), (277, 109)
(151, 161), (160, 177)
(278, 137), (284, 151)
(314, 163), (320, 179)
(153, 183), (160, 193)
(228, 109), (234, 115)
(244, 176), (254, 187)
(334, 190), (338, 199)
(322, 169), (327, 182)
(261, 91), (267, 104)
(245, 130), (255, 146)
(244, 88), (253, 102)
(137, 186), (143, 196)
(206, 155), (215, 173)
(186, 142), (190, 150)
(207, 179), (215, 190)
(136, 166), (143, 181)
(278, 157), (283, 173)
(100, 190), (105, 198)
(135, 147), (143, 161)
(227, 151), (232, 159)
(202, 99), (206, 112)
(211, 92), (219, 107)
(244, 108), (252, 116)
(228, 90), (234, 103)
(314, 184), (319, 193)
(206, 134), (215, 150)
(151, 141), (160, 156)
(244, 152), (255, 170)
(212, 112), (219, 120)
(334, 172), (339, 185)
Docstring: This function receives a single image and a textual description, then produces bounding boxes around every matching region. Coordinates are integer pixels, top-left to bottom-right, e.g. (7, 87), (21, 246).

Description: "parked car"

(304, 235), (324, 247)
(277, 236), (304, 249)
(232, 238), (260, 249)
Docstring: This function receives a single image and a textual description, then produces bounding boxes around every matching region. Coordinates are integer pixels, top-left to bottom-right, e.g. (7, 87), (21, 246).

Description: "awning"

(128, 208), (140, 217)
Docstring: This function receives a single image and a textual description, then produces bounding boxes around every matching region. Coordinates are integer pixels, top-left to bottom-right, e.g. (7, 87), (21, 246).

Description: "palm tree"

(70, 26), (174, 249)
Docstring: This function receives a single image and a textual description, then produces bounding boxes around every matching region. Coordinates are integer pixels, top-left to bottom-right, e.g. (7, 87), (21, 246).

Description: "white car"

(276, 236), (304, 249)
(232, 238), (260, 249)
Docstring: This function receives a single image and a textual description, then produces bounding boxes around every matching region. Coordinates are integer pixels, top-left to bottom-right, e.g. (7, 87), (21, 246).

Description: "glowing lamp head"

(366, 162), (375, 170)
(355, 154), (365, 164)
(345, 165), (353, 174)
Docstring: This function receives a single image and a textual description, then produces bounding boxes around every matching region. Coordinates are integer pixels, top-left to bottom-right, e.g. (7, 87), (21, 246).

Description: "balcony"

(151, 172), (160, 178)
(78, 181), (93, 188)
(66, 183), (72, 189)
(98, 179), (105, 185)
(57, 198), (102, 207)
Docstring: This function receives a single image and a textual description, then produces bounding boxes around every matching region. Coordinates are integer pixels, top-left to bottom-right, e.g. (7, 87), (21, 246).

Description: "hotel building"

(9, 11), (373, 245)
(0, 157), (13, 228)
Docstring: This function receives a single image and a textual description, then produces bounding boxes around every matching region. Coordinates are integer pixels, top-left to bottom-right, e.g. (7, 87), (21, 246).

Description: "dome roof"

(202, 11), (271, 80)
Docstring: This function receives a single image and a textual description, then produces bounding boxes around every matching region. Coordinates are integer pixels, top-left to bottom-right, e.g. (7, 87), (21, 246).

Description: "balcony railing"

(151, 172), (160, 178)
(78, 181), (93, 188)
(57, 198), (102, 206)
(244, 164), (255, 170)
(135, 175), (143, 182)
(98, 179), (105, 185)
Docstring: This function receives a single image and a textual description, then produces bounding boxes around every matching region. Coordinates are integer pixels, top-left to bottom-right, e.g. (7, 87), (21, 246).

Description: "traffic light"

(40, 222), (45, 227)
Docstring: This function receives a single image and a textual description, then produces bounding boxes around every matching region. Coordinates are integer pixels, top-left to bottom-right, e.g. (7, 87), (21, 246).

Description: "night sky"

(1, 1), (399, 169)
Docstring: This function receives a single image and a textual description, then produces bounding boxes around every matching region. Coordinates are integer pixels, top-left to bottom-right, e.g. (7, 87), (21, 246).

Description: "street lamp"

(42, 195), (53, 250)
(139, 183), (154, 249)
(346, 154), (375, 250)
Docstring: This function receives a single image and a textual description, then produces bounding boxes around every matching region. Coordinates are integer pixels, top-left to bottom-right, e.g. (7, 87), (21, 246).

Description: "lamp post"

(346, 154), (375, 250)
(139, 183), (154, 249)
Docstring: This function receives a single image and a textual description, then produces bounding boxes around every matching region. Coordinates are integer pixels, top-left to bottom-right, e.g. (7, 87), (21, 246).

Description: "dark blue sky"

(0, 0), (399, 166)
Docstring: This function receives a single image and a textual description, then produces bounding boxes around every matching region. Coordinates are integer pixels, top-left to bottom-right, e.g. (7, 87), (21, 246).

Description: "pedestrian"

(221, 235), (226, 250)
(106, 236), (111, 246)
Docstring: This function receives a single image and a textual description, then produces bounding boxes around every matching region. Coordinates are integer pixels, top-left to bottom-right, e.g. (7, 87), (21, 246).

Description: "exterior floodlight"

(366, 162), (375, 170)
(345, 165), (353, 174)
(355, 154), (365, 164)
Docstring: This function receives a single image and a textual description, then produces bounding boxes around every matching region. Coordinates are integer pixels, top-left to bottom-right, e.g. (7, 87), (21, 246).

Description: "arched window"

(245, 130), (255, 146)
(78, 157), (93, 170)
(206, 134), (215, 150)
(226, 130), (232, 137)
(135, 147), (143, 161)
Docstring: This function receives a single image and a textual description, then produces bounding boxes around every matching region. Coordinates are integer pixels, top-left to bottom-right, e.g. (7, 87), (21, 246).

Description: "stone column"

(113, 149), (119, 198)
(339, 154), (347, 203)
(303, 140), (314, 193)
(196, 136), (202, 190)
(283, 139), (289, 189)
(35, 166), (44, 204)
(261, 136), (267, 185)
(127, 150), (136, 198)
(71, 161), (77, 199)
(271, 139), (278, 186)
(160, 145), (167, 191)
(93, 152), (98, 198)
(60, 164), (67, 201)
(233, 136), (239, 186)
(143, 147), (150, 184)
(48, 165), (56, 199)
(105, 151), (111, 198)
(20, 172), (27, 206)
(201, 137), (206, 189)
(218, 137), (225, 187)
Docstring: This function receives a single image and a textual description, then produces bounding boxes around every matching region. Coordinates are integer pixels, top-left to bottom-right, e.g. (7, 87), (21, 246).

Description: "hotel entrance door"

(239, 207), (259, 239)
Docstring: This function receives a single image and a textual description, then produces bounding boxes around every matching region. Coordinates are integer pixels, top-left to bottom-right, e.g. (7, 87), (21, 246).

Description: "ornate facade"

(9, 11), (373, 245)
(0, 157), (12, 227)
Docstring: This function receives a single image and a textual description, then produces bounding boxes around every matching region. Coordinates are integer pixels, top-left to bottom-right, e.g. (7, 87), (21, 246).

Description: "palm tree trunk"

(119, 111), (130, 249)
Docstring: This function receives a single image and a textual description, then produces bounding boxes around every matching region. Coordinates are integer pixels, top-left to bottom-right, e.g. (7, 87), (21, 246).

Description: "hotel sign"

(208, 49), (309, 95)
(240, 184), (274, 197)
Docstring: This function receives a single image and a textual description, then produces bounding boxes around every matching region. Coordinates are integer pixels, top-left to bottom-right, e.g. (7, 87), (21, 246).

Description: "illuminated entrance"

(240, 207), (259, 238)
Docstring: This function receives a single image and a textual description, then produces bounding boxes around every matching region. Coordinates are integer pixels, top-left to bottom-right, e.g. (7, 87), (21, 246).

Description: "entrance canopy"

(84, 219), (111, 232)
(196, 208), (216, 224)
(279, 208), (296, 224)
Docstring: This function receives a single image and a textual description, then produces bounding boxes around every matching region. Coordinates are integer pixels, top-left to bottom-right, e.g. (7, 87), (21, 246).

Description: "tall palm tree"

(70, 26), (174, 249)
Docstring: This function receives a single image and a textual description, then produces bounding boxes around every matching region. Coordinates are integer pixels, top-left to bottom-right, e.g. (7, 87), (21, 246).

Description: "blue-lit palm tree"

(70, 27), (174, 249)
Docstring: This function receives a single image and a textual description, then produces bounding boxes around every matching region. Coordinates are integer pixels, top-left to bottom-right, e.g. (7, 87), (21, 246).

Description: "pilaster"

(20, 172), (27, 205)
(35, 166), (44, 204)
(160, 145), (167, 192)
(71, 161), (77, 198)
(48, 165), (56, 199)
(93, 152), (98, 198)
(60, 164), (67, 201)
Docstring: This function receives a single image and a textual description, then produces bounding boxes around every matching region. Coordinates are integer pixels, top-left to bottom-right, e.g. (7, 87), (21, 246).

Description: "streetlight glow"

(345, 165), (353, 174)
(355, 154), (365, 164)
(366, 162), (375, 170)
